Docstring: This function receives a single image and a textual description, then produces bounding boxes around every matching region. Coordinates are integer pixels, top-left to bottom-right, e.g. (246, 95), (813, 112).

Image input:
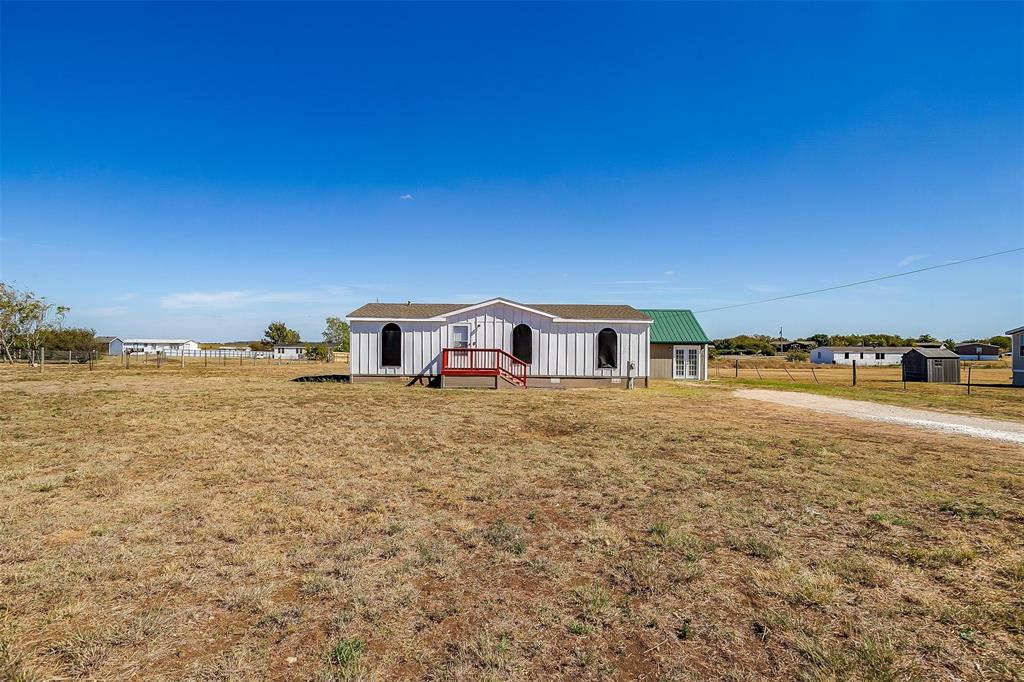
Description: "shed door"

(932, 359), (943, 382)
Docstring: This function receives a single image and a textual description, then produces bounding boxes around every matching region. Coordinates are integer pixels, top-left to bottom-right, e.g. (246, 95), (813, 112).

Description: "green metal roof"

(640, 309), (709, 344)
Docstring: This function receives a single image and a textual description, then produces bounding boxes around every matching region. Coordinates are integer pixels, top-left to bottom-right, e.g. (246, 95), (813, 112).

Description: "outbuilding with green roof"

(640, 309), (710, 380)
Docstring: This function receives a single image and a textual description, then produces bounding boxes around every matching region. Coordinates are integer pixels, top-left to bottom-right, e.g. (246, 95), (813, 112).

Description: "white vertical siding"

(349, 302), (649, 378)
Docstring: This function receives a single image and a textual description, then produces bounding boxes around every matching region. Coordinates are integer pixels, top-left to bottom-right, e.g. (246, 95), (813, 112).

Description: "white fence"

(127, 348), (274, 359)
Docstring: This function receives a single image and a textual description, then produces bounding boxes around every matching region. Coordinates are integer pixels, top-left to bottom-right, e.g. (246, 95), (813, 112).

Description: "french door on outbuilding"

(673, 345), (699, 380)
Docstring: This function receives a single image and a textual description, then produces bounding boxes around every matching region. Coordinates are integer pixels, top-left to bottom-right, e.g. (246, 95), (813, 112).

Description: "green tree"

(305, 343), (328, 361)
(942, 338), (957, 351)
(808, 333), (830, 347)
(0, 282), (70, 363)
(39, 327), (96, 351)
(322, 316), (350, 351)
(987, 336), (1011, 352)
(263, 321), (300, 345)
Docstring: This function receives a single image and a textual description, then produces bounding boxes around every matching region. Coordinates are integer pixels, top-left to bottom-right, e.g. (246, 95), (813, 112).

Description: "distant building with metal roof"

(954, 342), (1001, 361)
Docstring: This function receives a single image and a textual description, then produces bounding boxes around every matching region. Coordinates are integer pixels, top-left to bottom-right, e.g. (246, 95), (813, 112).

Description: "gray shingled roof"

(347, 299), (651, 321)
(822, 346), (913, 353)
(905, 347), (960, 358)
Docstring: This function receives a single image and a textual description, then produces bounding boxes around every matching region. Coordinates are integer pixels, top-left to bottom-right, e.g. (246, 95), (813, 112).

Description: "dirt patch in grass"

(1, 364), (1022, 680)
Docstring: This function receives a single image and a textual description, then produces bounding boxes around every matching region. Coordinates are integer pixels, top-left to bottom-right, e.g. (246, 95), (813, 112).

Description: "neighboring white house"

(1007, 325), (1024, 387)
(273, 343), (307, 359)
(122, 339), (200, 353)
(95, 336), (123, 356)
(348, 298), (652, 388)
(810, 346), (911, 366)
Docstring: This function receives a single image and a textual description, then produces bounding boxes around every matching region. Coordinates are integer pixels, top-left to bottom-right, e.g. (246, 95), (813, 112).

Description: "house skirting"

(350, 374), (648, 389)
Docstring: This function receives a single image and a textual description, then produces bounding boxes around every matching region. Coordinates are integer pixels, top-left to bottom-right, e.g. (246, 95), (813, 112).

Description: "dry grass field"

(2, 362), (1023, 681)
(708, 358), (1022, 422)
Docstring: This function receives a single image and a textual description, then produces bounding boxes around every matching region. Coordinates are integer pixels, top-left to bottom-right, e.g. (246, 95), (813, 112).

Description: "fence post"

(68, 349), (72, 366)
(810, 366), (819, 384)
(783, 365), (796, 382)
(181, 350), (185, 368)
(967, 365), (972, 395)
(41, 347), (45, 372)
(852, 360), (857, 386)
(753, 361), (762, 380)
(735, 358), (739, 378)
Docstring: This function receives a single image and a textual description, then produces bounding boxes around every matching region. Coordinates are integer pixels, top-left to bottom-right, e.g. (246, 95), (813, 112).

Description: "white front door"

(673, 346), (699, 379)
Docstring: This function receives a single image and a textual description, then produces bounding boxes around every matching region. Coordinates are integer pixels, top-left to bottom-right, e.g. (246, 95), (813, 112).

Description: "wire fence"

(708, 356), (1015, 395)
(8, 348), (98, 364)
(4, 347), (350, 371)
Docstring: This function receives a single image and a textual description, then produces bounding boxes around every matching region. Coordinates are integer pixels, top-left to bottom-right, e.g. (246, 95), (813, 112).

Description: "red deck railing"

(441, 348), (528, 388)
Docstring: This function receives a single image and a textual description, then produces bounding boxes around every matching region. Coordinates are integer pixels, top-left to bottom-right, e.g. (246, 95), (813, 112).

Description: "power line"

(696, 246), (1024, 314)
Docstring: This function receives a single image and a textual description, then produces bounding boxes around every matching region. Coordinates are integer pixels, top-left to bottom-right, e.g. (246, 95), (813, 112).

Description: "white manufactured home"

(810, 346), (910, 366)
(348, 298), (660, 388)
(273, 343), (306, 359)
(122, 338), (200, 353)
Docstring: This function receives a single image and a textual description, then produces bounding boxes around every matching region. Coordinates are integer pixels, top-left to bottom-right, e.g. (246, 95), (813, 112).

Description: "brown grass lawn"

(708, 359), (1022, 422)
(1, 363), (1022, 681)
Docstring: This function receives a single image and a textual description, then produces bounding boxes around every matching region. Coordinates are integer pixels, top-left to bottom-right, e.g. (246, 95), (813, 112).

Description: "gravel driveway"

(735, 389), (1024, 445)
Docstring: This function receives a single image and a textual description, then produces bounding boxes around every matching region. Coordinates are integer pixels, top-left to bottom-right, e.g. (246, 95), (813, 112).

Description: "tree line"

(711, 331), (1011, 356)
(1, 281), (352, 363)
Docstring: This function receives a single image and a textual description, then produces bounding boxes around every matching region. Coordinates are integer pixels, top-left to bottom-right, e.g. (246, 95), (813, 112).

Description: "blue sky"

(2, 2), (1021, 341)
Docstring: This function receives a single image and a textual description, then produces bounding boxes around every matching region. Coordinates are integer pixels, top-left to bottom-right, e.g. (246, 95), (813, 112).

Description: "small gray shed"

(902, 347), (961, 383)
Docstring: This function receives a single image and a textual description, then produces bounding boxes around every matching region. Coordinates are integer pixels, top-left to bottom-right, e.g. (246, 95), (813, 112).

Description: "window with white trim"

(381, 323), (402, 366)
(451, 324), (470, 348)
(597, 328), (617, 368)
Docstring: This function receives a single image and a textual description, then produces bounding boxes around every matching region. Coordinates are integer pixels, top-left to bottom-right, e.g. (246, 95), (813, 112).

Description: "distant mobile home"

(811, 346), (910, 366)
(273, 343), (307, 359)
(1008, 325), (1024, 387)
(122, 339), (200, 353)
(954, 342), (1001, 361)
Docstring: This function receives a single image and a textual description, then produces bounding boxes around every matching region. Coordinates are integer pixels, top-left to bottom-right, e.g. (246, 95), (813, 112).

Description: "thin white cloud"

(664, 270), (675, 277)
(160, 287), (355, 310)
(595, 287), (704, 295)
(747, 284), (782, 293)
(400, 194), (413, 200)
(602, 279), (673, 285)
(897, 253), (927, 267)
(161, 291), (255, 309)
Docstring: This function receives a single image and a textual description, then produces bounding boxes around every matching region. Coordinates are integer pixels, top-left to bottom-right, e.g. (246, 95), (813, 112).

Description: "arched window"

(597, 328), (617, 368)
(512, 324), (532, 363)
(381, 323), (402, 367)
